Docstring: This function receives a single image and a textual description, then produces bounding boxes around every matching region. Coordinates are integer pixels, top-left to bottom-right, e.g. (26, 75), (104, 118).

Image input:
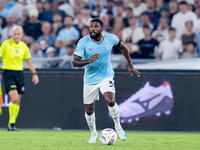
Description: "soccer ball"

(100, 128), (117, 145)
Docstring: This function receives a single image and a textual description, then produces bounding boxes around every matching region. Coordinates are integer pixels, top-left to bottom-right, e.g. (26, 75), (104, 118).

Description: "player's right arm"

(72, 38), (100, 67)
(72, 52), (100, 67)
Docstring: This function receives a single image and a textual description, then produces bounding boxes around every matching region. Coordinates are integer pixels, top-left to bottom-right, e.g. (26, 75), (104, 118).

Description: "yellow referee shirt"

(0, 38), (31, 71)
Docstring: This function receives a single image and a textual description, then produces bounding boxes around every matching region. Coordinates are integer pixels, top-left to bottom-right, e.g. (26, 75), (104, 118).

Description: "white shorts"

(83, 77), (115, 104)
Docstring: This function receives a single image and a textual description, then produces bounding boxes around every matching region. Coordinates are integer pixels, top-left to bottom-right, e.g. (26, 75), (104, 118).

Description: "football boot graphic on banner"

(118, 81), (174, 123)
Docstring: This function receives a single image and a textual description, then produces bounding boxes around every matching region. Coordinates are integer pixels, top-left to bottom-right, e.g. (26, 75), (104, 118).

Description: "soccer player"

(0, 26), (39, 131)
(72, 18), (141, 143)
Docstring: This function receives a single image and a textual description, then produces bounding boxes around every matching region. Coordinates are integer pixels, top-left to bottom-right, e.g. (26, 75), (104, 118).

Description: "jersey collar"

(11, 38), (20, 45)
(91, 33), (104, 44)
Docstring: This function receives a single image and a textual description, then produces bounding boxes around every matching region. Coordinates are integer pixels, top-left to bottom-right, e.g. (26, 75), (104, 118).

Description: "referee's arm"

(26, 59), (39, 85)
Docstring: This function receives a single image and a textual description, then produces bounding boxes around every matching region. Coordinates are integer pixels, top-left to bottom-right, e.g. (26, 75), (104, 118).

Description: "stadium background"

(1, 68), (200, 131)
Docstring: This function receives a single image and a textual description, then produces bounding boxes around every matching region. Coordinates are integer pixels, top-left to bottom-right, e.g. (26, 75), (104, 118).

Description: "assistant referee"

(0, 26), (39, 131)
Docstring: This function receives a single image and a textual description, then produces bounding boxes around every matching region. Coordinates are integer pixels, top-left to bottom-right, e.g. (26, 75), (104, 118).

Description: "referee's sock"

(9, 102), (16, 124)
(9, 102), (20, 124)
(15, 104), (20, 121)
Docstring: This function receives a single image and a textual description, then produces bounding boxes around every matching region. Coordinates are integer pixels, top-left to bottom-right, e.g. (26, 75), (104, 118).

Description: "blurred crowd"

(0, 0), (200, 61)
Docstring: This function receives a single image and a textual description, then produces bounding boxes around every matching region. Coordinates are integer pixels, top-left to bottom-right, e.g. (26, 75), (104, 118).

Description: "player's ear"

(101, 26), (104, 32)
(22, 33), (24, 39)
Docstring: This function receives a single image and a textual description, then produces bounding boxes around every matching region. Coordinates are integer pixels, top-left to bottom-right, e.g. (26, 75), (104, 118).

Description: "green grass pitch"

(0, 129), (200, 150)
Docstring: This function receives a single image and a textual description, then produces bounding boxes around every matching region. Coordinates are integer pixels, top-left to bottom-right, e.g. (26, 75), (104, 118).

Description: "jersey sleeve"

(111, 34), (120, 46)
(56, 29), (63, 41)
(158, 41), (164, 55)
(0, 42), (6, 58)
(23, 44), (31, 60)
(178, 40), (183, 53)
(74, 39), (85, 58)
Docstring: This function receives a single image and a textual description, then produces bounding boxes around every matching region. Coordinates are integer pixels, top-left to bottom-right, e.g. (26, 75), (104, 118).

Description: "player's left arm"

(117, 41), (141, 77)
(25, 59), (39, 85)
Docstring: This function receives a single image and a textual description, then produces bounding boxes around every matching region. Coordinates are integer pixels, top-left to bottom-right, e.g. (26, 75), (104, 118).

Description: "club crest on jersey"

(104, 45), (110, 50)
(15, 49), (19, 53)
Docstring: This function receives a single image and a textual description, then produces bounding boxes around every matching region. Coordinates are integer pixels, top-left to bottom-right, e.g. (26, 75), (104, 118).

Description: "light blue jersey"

(74, 33), (120, 85)
(56, 27), (80, 56)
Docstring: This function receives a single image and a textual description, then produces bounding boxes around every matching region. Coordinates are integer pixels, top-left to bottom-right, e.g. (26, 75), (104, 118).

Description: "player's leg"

(100, 78), (127, 141)
(3, 70), (21, 131)
(84, 84), (99, 143)
(9, 70), (25, 131)
(8, 90), (20, 131)
(15, 94), (21, 121)
(104, 92), (127, 141)
(85, 102), (98, 143)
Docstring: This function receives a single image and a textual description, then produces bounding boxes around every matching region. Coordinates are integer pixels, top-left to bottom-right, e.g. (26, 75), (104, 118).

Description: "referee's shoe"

(8, 124), (20, 131)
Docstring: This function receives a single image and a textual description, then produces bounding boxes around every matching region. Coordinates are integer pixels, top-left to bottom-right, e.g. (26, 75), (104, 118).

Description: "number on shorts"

(109, 80), (114, 87)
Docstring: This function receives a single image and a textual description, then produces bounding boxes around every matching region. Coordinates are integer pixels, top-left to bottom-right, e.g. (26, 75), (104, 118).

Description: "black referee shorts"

(3, 70), (25, 95)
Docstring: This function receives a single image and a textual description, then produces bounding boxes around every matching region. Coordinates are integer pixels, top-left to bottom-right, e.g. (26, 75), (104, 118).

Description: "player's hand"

(128, 66), (141, 77)
(32, 74), (39, 85)
(0, 74), (1, 80)
(88, 52), (100, 63)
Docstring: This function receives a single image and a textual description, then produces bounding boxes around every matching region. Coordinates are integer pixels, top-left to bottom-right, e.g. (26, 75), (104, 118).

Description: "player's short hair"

(179, 1), (188, 5)
(196, 6), (200, 10)
(107, 10), (113, 15)
(12, 25), (24, 33)
(159, 17), (169, 23)
(168, 27), (176, 32)
(83, 5), (90, 10)
(125, 6), (133, 12)
(90, 18), (104, 27)
(143, 24), (150, 29)
(185, 20), (193, 26)
(187, 41), (196, 47)
(64, 15), (74, 21)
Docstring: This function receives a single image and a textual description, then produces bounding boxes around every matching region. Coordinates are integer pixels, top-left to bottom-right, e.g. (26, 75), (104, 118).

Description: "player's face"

(179, 4), (187, 13)
(89, 22), (102, 39)
(12, 28), (24, 43)
(169, 30), (176, 38)
(187, 43), (194, 52)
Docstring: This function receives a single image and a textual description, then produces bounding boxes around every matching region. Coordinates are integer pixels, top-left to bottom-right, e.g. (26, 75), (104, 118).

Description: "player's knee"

(10, 98), (18, 103)
(85, 106), (94, 115)
(106, 99), (115, 107)
(85, 103), (95, 115)
(85, 109), (94, 115)
(104, 93), (115, 106)
(10, 98), (21, 104)
(16, 101), (20, 105)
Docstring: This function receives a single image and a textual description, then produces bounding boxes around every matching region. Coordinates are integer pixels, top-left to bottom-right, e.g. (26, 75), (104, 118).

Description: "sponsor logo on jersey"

(89, 48), (93, 51)
(10, 85), (17, 88)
